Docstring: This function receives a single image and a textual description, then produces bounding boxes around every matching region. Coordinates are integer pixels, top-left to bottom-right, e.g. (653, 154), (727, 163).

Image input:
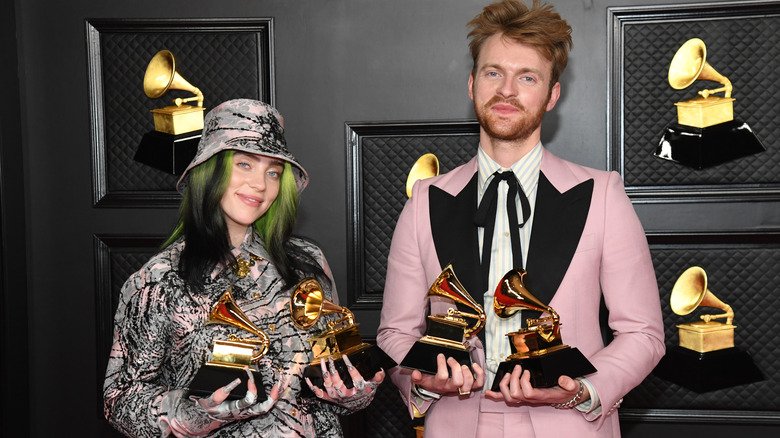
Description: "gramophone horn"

(290, 277), (355, 330)
(143, 49), (204, 106)
(670, 266), (734, 324)
(668, 38), (732, 98)
(406, 153), (439, 198)
(428, 264), (486, 337)
(206, 289), (270, 361)
(493, 268), (550, 317)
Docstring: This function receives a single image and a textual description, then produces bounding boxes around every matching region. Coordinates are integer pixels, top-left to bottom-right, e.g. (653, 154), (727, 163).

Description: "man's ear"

(546, 81), (561, 111)
(468, 72), (474, 101)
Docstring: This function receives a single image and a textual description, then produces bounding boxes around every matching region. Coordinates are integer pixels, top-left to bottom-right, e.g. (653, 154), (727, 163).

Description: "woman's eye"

(237, 161), (251, 169)
(267, 170), (280, 178)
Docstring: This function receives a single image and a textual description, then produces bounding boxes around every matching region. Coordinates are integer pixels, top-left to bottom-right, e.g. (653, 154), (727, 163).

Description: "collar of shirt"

(476, 141), (543, 205)
(237, 227), (272, 261)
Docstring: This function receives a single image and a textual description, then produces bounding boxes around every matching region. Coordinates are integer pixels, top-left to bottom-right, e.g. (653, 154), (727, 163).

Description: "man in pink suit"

(376, 1), (665, 437)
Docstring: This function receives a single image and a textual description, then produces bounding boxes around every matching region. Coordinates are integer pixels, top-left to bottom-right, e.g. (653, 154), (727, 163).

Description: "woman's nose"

(247, 173), (266, 190)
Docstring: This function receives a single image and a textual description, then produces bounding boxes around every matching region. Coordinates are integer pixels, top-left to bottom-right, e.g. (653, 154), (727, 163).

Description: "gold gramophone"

(490, 268), (595, 389)
(654, 38), (765, 169)
(653, 266), (763, 392)
(406, 153), (439, 198)
(291, 278), (394, 389)
(670, 266), (736, 353)
(135, 50), (205, 174)
(188, 288), (269, 401)
(668, 38), (733, 128)
(143, 49), (205, 135)
(400, 264), (486, 374)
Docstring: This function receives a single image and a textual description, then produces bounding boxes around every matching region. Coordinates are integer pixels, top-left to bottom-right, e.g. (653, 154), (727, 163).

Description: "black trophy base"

(653, 345), (763, 393)
(399, 340), (471, 375)
(134, 130), (201, 175)
(491, 347), (596, 390)
(303, 344), (396, 392)
(188, 365), (266, 402)
(654, 119), (765, 170)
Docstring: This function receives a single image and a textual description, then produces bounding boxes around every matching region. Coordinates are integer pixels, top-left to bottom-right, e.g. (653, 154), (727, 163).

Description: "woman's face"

(221, 151), (284, 247)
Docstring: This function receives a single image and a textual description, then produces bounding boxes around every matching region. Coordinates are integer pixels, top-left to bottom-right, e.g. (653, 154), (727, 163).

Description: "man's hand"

(411, 353), (484, 396)
(485, 365), (588, 406)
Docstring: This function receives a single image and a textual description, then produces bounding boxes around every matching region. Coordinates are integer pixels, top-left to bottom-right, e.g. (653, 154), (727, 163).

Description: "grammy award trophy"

(400, 264), (486, 374)
(135, 49), (205, 174)
(491, 268), (596, 390)
(189, 288), (269, 401)
(290, 278), (395, 390)
(654, 38), (764, 169)
(653, 266), (762, 392)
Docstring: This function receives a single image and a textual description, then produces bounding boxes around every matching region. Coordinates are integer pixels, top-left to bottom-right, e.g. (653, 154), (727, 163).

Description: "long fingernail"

(343, 355), (355, 371)
(245, 367), (255, 383)
(224, 378), (241, 393)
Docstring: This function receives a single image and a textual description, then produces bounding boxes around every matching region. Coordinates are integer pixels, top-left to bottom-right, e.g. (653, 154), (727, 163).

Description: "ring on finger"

(458, 387), (471, 396)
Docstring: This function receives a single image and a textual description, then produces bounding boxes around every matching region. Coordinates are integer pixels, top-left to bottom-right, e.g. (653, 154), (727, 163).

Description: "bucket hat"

(177, 99), (309, 193)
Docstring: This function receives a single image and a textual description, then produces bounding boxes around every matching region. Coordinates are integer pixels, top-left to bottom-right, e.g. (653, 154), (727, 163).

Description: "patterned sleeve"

(103, 257), (180, 438)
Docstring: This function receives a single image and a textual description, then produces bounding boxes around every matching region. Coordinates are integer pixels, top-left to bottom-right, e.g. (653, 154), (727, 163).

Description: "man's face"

(468, 34), (560, 143)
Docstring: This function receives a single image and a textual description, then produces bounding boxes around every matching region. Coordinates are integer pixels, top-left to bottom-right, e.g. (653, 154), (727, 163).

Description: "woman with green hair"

(104, 99), (384, 437)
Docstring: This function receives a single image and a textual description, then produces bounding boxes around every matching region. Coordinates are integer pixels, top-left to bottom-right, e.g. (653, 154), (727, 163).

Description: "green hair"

(253, 161), (300, 282)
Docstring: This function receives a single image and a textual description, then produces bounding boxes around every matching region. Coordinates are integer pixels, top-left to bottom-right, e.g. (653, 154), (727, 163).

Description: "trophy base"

(188, 365), (267, 402)
(491, 346), (596, 390)
(653, 345), (763, 393)
(399, 340), (471, 375)
(134, 130), (201, 175)
(654, 119), (765, 170)
(303, 344), (396, 392)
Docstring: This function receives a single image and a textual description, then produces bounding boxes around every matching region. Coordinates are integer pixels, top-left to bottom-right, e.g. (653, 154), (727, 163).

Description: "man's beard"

(474, 94), (548, 142)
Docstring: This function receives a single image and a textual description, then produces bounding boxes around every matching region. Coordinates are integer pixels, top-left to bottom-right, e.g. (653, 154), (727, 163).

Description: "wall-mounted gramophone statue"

(653, 266), (763, 392)
(188, 288), (270, 401)
(670, 266), (736, 353)
(134, 49), (204, 174)
(406, 153), (439, 198)
(654, 38), (765, 169)
(400, 264), (486, 374)
(290, 278), (395, 389)
(490, 268), (596, 389)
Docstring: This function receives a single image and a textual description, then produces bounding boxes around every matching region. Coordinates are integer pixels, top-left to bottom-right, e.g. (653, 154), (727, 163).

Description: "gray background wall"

(2, 0), (778, 436)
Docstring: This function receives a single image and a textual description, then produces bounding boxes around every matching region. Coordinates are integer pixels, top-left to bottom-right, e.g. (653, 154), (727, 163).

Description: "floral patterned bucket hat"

(176, 98), (309, 193)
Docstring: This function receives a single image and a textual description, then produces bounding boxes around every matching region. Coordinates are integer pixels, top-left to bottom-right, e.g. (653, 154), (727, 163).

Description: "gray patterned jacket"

(104, 229), (352, 437)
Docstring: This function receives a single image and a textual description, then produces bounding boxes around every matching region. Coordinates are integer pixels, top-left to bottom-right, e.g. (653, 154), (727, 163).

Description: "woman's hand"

(162, 367), (283, 437)
(305, 356), (385, 411)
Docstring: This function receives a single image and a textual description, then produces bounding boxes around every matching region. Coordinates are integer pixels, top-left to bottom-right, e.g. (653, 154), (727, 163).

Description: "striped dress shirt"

(476, 142), (542, 390)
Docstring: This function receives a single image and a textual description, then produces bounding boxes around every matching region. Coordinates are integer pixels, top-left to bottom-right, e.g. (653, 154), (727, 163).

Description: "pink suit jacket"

(377, 148), (665, 438)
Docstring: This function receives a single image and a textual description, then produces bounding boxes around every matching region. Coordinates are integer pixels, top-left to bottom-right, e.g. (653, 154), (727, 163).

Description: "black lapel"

(429, 173), (483, 307)
(524, 173), (594, 306)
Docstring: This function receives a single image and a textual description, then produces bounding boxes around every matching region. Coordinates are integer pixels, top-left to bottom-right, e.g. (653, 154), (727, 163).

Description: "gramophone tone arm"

(451, 309), (486, 338)
(227, 333), (270, 363)
(525, 308), (561, 343)
(173, 87), (205, 107)
(699, 304), (734, 325)
(698, 79), (732, 99)
(325, 307), (356, 330)
(525, 307), (560, 327)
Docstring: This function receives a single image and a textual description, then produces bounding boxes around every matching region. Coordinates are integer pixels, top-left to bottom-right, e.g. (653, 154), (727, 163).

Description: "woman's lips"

(238, 193), (262, 206)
